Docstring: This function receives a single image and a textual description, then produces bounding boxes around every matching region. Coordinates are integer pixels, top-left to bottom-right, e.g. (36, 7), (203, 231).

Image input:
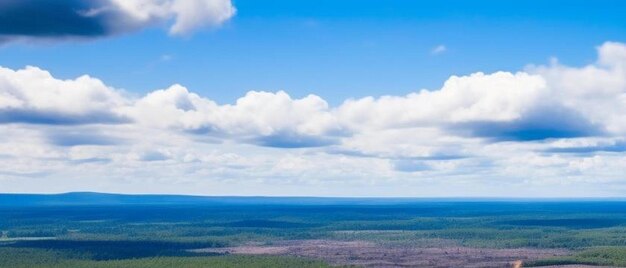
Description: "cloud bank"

(0, 0), (236, 42)
(1, 42), (626, 196)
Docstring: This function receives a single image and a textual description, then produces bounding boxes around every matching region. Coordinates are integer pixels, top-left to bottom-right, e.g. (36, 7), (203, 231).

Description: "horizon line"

(1, 191), (626, 201)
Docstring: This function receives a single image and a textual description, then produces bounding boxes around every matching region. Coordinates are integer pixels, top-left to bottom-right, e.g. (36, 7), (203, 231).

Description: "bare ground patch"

(194, 239), (571, 267)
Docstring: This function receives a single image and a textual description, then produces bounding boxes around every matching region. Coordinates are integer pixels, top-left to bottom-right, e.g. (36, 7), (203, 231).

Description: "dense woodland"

(2, 194), (626, 267)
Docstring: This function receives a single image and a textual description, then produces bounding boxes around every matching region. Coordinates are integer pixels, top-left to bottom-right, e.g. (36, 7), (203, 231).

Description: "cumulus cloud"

(528, 42), (626, 135)
(337, 72), (547, 128)
(3, 42), (626, 145)
(0, 66), (128, 124)
(2, 42), (626, 195)
(0, 0), (235, 42)
(2, 42), (626, 145)
(125, 86), (341, 147)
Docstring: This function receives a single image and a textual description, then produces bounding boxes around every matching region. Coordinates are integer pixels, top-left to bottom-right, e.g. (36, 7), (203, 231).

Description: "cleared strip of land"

(194, 239), (571, 267)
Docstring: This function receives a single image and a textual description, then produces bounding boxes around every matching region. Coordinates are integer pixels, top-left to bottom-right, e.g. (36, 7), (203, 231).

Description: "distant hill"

(0, 192), (432, 207)
(0, 192), (623, 207)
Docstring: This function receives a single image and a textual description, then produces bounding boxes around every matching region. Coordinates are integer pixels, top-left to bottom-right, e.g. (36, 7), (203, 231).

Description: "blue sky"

(1, 0), (626, 196)
(2, 0), (626, 104)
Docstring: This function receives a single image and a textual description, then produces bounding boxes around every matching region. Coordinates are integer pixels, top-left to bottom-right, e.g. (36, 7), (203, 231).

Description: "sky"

(1, 0), (626, 197)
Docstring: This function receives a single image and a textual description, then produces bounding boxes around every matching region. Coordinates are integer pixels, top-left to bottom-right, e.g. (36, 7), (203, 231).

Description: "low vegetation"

(526, 247), (626, 267)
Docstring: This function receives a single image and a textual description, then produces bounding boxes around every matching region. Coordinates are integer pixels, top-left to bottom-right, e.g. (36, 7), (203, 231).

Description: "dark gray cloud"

(0, 0), (236, 42)
(449, 105), (602, 141)
(0, 0), (119, 41)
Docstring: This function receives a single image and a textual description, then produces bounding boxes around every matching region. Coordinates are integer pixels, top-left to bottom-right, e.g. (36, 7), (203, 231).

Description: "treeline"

(527, 247), (626, 267)
(0, 248), (334, 268)
(2, 239), (226, 260)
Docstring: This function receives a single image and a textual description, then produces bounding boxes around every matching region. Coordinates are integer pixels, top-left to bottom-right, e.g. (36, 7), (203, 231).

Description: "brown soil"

(194, 239), (571, 267)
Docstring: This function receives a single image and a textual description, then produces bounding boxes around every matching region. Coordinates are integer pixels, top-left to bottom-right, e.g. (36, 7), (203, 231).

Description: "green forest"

(2, 194), (626, 267)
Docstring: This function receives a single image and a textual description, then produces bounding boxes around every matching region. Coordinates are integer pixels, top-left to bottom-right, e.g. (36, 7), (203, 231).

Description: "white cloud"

(0, 0), (236, 43)
(431, 45), (447, 55)
(0, 66), (128, 124)
(528, 42), (626, 134)
(2, 42), (626, 196)
(125, 86), (341, 147)
(109, 0), (236, 35)
(336, 71), (547, 128)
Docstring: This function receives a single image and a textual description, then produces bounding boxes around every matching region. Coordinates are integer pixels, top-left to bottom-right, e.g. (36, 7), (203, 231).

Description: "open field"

(2, 193), (626, 267)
